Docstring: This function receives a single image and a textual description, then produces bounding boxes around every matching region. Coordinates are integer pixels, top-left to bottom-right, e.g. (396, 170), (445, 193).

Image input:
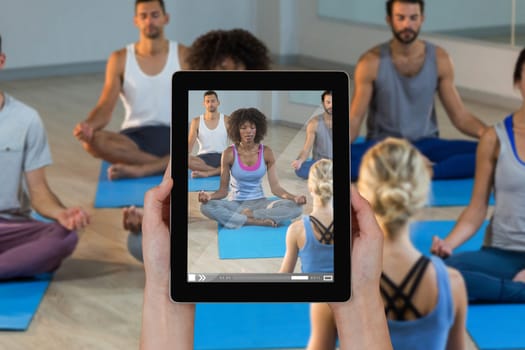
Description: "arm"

(198, 147), (232, 203)
(25, 167), (89, 230)
(266, 146), (306, 204)
(73, 50), (125, 141)
(445, 268), (468, 350)
(291, 118), (317, 169)
(431, 127), (498, 257)
(436, 47), (487, 139)
(329, 187), (392, 350)
(188, 117), (199, 155)
(140, 167), (195, 350)
(350, 51), (378, 142)
(278, 222), (301, 273)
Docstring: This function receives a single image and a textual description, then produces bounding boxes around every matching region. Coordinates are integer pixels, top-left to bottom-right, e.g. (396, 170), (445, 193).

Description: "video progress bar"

(188, 273), (334, 283)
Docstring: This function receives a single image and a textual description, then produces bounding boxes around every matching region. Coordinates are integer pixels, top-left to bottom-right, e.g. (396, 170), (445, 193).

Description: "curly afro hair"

(187, 28), (271, 70)
(228, 108), (268, 144)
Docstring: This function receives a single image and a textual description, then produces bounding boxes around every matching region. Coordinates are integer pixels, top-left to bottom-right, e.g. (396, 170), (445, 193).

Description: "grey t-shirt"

(0, 93), (52, 218)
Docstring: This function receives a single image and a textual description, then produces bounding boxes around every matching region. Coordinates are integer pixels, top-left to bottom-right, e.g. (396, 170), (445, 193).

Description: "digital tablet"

(171, 70), (350, 302)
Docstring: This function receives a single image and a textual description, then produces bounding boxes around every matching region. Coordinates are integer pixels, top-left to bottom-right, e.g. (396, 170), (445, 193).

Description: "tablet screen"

(171, 71), (350, 302)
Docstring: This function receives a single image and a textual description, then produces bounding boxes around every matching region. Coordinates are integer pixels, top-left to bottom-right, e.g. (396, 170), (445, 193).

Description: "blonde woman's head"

(357, 138), (431, 235)
(308, 159), (333, 206)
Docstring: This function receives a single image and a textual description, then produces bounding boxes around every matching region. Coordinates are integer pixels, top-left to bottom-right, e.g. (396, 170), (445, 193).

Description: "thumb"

(143, 177), (173, 227)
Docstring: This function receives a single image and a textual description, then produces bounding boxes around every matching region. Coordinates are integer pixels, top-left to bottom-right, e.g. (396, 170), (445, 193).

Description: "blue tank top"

(387, 256), (454, 350)
(367, 41), (439, 141)
(229, 144), (266, 201)
(298, 215), (334, 273)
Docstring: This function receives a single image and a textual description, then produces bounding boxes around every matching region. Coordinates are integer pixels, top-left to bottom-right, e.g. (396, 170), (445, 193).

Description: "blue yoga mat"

(218, 220), (291, 259)
(467, 304), (525, 350)
(94, 161), (162, 208)
(195, 303), (310, 349)
(0, 273), (52, 331)
(409, 220), (487, 256)
(428, 178), (495, 207)
(188, 170), (220, 192)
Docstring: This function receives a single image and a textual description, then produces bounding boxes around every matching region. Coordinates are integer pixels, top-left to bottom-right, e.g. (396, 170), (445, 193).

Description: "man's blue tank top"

(229, 144), (266, 201)
(367, 41), (440, 141)
(298, 215), (334, 273)
(388, 256), (454, 350)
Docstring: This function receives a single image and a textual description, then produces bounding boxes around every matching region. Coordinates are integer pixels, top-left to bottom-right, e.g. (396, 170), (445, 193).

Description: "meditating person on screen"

(431, 48), (525, 303)
(309, 138), (468, 350)
(188, 90), (230, 178)
(140, 162), (392, 350)
(198, 108), (306, 228)
(280, 159), (334, 273)
(291, 91), (333, 180)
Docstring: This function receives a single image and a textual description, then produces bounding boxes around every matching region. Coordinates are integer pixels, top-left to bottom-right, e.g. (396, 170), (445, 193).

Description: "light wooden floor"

(0, 70), (508, 349)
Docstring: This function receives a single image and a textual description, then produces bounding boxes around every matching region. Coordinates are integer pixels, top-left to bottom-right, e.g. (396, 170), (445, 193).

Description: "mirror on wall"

(318, 0), (525, 47)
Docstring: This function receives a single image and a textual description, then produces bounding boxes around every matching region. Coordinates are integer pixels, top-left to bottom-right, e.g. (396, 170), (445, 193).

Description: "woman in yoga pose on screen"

(198, 107), (306, 228)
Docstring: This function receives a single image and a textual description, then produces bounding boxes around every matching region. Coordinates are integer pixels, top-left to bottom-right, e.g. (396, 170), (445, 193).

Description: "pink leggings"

(0, 218), (78, 280)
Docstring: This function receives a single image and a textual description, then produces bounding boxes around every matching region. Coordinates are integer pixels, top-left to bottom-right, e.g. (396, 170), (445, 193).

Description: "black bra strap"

(309, 215), (334, 244)
(380, 256), (430, 320)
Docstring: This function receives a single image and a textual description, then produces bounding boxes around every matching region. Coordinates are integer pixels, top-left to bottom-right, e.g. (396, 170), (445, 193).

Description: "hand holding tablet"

(171, 70), (351, 302)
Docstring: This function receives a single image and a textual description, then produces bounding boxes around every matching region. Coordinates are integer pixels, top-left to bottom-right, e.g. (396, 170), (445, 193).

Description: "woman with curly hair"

(198, 108), (306, 228)
(186, 28), (271, 70)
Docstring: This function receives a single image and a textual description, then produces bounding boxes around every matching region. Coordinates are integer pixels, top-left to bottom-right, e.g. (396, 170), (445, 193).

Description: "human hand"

(198, 191), (210, 204)
(291, 159), (302, 170)
(123, 205), (144, 233)
(430, 236), (453, 258)
(73, 122), (94, 143)
(327, 186), (392, 350)
(294, 195), (307, 205)
(57, 207), (90, 230)
(329, 186), (384, 312)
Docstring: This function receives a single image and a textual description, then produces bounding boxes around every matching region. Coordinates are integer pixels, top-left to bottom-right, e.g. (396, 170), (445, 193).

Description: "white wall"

(0, 0), (257, 71)
(291, 0), (522, 100)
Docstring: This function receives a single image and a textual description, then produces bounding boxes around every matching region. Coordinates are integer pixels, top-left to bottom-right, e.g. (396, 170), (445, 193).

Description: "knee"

(127, 232), (143, 262)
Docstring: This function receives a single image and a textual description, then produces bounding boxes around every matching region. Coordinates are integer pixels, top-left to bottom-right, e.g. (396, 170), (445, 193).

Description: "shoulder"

(434, 45), (454, 74)
(307, 116), (320, 129)
(8, 96), (42, 125)
(176, 42), (191, 70)
(190, 116), (200, 127)
(287, 218), (305, 237)
(479, 125), (500, 156)
(354, 46), (381, 79)
(107, 47), (127, 72)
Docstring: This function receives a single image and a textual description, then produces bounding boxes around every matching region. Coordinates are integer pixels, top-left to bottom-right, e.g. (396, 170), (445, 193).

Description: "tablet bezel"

(171, 70), (350, 302)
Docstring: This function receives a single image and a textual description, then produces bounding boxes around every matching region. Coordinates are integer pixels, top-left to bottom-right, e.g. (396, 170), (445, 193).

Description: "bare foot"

(123, 206), (144, 233)
(240, 208), (254, 218)
(246, 217), (277, 227)
(191, 169), (219, 178)
(108, 163), (145, 180)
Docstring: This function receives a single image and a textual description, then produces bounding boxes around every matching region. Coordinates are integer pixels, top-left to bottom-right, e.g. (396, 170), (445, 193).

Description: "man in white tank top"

(188, 91), (230, 178)
(73, 0), (189, 180)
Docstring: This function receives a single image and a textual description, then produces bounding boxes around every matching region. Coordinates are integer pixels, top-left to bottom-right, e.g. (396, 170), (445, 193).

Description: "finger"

(144, 177), (173, 227)
(162, 159), (172, 182)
